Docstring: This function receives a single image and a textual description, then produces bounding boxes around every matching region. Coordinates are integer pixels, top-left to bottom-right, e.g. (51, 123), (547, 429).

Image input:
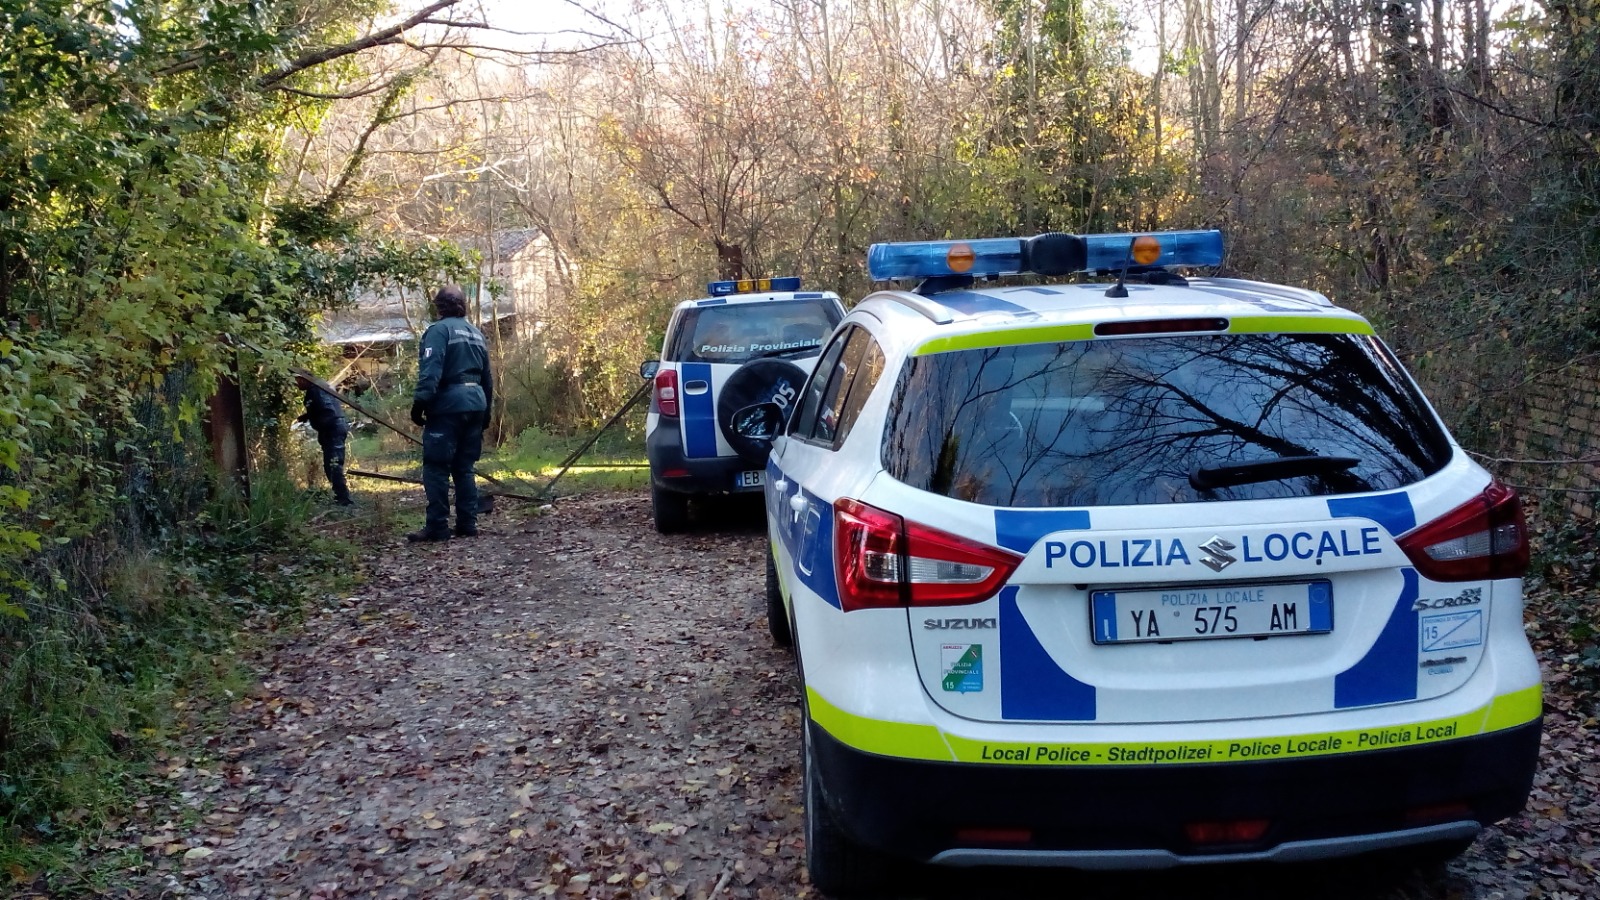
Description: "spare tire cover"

(718, 359), (808, 463)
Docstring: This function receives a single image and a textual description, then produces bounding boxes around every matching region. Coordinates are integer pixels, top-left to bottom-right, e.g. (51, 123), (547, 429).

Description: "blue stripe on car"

(1327, 491), (1416, 537)
(768, 463), (841, 610)
(993, 509), (1092, 553)
(1333, 568), (1420, 708)
(679, 362), (718, 458)
(1000, 586), (1096, 721)
(765, 457), (785, 549)
(796, 491), (840, 609)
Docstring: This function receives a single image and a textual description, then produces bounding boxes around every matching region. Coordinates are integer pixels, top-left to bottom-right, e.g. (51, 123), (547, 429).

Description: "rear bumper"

(809, 716), (1541, 867)
(646, 422), (760, 495)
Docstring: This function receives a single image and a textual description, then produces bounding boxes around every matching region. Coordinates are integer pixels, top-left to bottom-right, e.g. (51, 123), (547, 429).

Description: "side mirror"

(640, 359), (660, 380)
(731, 402), (786, 442)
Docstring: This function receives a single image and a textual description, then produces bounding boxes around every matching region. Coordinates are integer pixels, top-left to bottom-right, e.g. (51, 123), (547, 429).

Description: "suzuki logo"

(1198, 536), (1238, 572)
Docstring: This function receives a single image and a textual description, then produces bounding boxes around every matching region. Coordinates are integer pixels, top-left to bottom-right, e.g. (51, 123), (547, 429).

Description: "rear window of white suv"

(667, 299), (841, 364)
(882, 332), (1452, 507)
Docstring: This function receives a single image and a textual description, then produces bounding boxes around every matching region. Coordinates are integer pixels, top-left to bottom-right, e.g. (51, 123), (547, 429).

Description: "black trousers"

(317, 426), (352, 503)
(421, 411), (484, 534)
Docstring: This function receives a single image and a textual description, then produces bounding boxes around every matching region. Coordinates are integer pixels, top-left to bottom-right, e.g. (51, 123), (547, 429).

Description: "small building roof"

(318, 309), (519, 347)
(459, 227), (546, 260)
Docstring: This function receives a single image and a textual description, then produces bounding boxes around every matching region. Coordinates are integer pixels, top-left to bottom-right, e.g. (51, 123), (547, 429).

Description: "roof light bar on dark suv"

(707, 276), (801, 296)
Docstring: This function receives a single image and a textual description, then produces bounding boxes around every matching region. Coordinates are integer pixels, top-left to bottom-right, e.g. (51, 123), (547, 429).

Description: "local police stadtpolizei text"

(698, 339), (822, 355)
(975, 722), (1461, 764)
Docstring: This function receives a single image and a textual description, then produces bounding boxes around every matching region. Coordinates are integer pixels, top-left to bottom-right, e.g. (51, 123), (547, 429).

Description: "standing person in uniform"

(408, 284), (494, 542)
(295, 374), (354, 506)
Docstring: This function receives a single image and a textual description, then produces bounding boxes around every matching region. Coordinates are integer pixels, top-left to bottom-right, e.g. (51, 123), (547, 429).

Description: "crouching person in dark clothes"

(407, 284), (495, 542)
(295, 375), (354, 506)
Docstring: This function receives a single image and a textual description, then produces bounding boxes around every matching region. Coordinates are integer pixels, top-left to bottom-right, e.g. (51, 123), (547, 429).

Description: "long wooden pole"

(289, 367), (532, 495)
(345, 468), (544, 502)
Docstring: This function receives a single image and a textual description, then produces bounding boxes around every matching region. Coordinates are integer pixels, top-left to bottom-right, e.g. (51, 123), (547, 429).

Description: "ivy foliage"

(0, 0), (472, 836)
(0, 1), (464, 599)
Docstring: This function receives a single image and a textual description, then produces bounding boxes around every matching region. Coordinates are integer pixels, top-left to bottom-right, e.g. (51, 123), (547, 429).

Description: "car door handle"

(789, 494), (808, 514)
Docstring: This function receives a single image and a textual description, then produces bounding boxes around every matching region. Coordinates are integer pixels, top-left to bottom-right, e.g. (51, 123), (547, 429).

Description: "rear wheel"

(651, 485), (690, 533)
(766, 543), (792, 648)
(803, 720), (895, 897)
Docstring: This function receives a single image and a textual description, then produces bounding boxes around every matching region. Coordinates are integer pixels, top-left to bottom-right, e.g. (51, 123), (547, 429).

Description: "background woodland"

(1, 0), (1597, 865)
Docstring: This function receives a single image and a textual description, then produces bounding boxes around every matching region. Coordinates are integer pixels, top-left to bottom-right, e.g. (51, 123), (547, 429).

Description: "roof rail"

(868, 290), (956, 325)
(1188, 277), (1334, 308)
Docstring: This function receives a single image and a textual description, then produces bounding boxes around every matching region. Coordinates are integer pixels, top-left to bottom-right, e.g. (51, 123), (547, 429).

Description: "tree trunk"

(1152, 0), (1167, 228)
(205, 352), (250, 500)
(715, 240), (744, 279)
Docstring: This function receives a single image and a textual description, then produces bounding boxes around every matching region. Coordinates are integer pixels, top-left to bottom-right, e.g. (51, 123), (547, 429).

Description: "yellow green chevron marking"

(806, 684), (1540, 766)
(1227, 315), (1374, 335)
(914, 324), (1095, 356)
(913, 315), (1373, 355)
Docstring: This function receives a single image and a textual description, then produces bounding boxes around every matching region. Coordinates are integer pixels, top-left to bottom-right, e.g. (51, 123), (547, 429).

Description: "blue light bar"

(866, 230), (1224, 281)
(707, 276), (801, 296)
(1082, 230), (1224, 271)
(867, 239), (1024, 281)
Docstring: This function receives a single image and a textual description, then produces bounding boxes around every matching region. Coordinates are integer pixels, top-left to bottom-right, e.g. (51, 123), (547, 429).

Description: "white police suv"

(731, 231), (1542, 896)
(643, 277), (845, 532)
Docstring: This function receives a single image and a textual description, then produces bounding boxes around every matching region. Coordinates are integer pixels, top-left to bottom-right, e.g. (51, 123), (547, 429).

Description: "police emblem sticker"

(941, 643), (983, 693)
(1420, 610), (1483, 653)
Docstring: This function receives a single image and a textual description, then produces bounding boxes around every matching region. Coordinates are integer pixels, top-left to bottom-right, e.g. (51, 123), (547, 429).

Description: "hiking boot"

(405, 529), (451, 543)
(454, 525), (478, 538)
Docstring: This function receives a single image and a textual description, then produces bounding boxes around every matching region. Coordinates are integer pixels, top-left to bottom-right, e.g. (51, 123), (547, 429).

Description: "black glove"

(410, 402), (427, 427)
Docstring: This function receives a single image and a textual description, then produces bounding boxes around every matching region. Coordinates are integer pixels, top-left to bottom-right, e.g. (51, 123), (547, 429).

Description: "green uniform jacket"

(413, 316), (494, 415)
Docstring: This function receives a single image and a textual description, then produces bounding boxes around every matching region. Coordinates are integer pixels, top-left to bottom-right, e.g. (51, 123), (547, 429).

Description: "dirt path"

(114, 495), (1594, 900)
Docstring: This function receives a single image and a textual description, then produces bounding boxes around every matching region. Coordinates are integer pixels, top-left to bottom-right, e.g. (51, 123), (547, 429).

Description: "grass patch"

(348, 422), (649, 500)
(484, 426), (648, 497)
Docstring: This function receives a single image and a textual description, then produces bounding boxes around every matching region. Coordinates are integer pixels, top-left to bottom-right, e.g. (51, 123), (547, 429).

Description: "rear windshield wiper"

(1189, 455), (1360, 491)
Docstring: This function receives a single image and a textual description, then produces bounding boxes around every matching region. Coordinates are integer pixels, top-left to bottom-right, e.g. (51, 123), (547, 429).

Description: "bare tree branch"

(258, 0), (461, 89)
(1445, 85), (1600, 162)
(322, 71), (426, 209)
(1465, 451), (1600, 466)
(278, 80), (410, 101)
(396, 39), (629, 57)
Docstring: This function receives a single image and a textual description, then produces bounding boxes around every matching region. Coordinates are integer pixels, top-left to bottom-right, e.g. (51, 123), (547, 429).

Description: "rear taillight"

(1398, 482), (1529, 581)
(833, 499), (1022, 612)
(654, 368), (679, 418)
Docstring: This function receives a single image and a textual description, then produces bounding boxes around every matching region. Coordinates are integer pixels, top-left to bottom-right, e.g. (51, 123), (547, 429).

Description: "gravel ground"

(90, 494), (1595, 900)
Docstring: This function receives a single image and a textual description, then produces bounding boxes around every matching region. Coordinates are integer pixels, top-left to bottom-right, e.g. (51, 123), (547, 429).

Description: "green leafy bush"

(0, 0), (473, 862)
